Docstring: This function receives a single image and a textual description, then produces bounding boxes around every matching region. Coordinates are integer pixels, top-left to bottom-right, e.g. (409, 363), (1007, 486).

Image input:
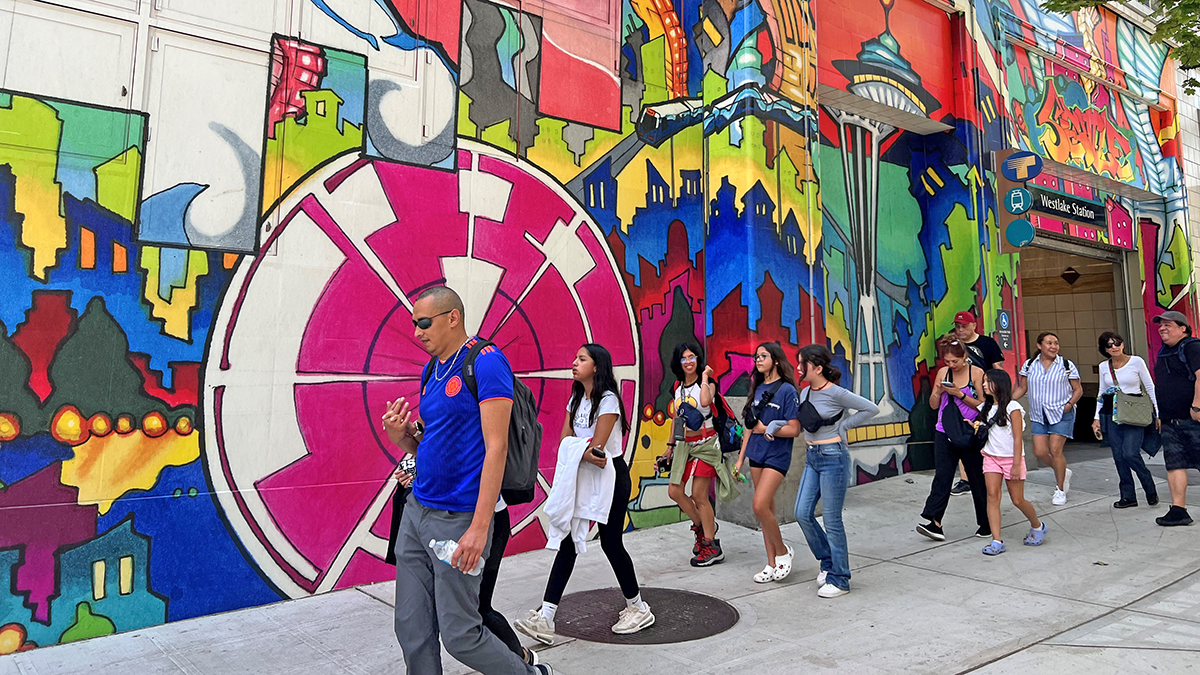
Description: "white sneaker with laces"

(612, 603), (655, 634)
(817, 583), (849, 598)
(514, 610), (556, 645)
(1052, 488), (1067, 506)
(1063, 468), (1073, 494)
(817, 570), (828, 586)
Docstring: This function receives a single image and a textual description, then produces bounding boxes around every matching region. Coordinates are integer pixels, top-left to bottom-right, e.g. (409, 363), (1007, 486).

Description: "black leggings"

(921, 432), (989, 528)
(391, 487), (524, 658)
(544, 456), (640, 604)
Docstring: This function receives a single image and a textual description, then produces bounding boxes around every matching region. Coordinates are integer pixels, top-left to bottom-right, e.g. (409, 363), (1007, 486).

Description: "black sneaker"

(1113, 499), (1138, 509)
(1156, 506), (1194, 527)
(535, 664), (555, 675)
(916, 521), (945, 541)
(1148, 493), (1160, 506)
(950, 480), (971, 496)
(974, 526), (991, 538)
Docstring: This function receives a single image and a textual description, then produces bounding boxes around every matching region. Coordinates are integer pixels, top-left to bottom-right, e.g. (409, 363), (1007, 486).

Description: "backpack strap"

(460, 339), (494, 402)
(421, 359), (435, 394)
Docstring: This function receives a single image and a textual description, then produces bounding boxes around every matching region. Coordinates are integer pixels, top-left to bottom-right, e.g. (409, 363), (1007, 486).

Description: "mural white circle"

(203, 141), (639, 597)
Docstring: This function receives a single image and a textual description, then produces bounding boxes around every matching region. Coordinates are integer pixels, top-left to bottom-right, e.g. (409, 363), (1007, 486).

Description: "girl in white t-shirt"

(515, 343), (654, 645)
(975, 370), (1045, 555)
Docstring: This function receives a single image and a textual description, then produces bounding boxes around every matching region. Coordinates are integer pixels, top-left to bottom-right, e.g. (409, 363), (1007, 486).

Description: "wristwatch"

(408, 421), (424, 442)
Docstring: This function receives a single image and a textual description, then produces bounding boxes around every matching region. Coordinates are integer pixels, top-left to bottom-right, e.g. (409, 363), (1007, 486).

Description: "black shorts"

(748, 458), (788, 476)
(1161, 418), (1200, 472)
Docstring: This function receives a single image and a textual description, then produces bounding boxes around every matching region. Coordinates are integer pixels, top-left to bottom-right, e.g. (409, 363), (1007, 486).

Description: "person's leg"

(1168, 469), (1189, 507)
(393, 500), (442, 675)
(793, 451), (829, 571)
(1031, 433), (1051, 469)
(958, 460), (969, 483)
(818, 445), (852, 590)
(920, 433), (957, 526)
(1108, 423), (1137, 503)
(1122, 425), (1158, 501)
(751, 466), (787, 563)
(985, 471), (1004, 541)
(479, 509), (525, 659)
(599, 458), (641, 600)
(959, 447), (990, 530)
(691, 475), (716, 539)
(543, 539), (578, 606)
(1005, 479), (1041, 528)
(427, 508), (535, 675)
(1049, 433), (1069, 491)
(667, 479), (702, 529)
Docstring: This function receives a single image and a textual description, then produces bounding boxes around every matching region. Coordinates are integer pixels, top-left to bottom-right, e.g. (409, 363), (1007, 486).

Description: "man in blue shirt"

(385, 286), (549, 674)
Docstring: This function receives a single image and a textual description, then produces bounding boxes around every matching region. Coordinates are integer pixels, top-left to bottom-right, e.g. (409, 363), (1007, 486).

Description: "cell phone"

(941, 380), (955, 388)
(590, 448), (606, 459)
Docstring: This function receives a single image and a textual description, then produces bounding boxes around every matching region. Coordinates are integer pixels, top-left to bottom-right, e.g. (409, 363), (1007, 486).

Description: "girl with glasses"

(735, 342), (801, 583)
(664, 342), (725, 567)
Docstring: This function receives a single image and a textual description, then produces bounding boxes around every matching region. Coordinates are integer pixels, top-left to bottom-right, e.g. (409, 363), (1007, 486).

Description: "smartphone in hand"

(590, 448), (606, 459)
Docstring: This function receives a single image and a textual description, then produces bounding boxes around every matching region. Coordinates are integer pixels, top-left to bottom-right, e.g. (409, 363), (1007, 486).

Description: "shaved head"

(416, 286), (464, 316)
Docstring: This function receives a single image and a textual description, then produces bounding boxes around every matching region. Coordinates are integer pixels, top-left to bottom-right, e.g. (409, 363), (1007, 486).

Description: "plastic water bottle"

(428, 539), (483, 575)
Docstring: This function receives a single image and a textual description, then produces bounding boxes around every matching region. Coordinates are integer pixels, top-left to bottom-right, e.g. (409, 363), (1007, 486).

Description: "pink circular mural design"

(203, 142), (639, 597)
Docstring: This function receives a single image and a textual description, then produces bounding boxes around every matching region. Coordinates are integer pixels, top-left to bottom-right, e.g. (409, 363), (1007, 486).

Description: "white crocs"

(773, 545), (795, 581)
(753, 564), (776, 583)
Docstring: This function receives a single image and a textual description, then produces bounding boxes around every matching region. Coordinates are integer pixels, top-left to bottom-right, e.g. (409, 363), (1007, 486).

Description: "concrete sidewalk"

(5, 452), (1200, 675)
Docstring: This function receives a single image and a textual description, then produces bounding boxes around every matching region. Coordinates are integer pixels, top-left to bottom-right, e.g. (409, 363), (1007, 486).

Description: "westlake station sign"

(1028, 186), (1106, 229)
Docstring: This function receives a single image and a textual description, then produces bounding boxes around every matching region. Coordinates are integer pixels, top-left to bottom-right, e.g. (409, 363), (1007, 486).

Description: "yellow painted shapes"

(94, 147), (143, 223)
(60, 427), (199, 515)
(0, 95), (67, 280)
(137, 247), (210, 340)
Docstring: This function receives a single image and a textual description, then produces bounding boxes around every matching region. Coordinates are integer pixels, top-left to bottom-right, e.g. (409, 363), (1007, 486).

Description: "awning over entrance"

(1036, 155), (1163, 203)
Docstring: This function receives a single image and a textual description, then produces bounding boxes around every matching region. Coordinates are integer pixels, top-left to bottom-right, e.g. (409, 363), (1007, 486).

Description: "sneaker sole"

(818, 588), (849, 598)
(515, 623), (555, 646)
(1157, 519), (1194, 527)
(690, 553), (725, 567)
(612, 614), (655, 634)
(916, 525), (945, 541)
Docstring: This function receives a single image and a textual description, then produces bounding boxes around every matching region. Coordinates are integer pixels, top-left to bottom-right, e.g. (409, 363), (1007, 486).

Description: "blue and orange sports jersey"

(413, 337), (514, 512)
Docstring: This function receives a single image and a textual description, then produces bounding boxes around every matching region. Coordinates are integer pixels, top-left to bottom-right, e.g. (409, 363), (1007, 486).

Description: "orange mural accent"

(60, 429), (201, 515)
(0, 413), (19, 441)
(1034, 78), (1139, 184)
(51, 406), (90, 446)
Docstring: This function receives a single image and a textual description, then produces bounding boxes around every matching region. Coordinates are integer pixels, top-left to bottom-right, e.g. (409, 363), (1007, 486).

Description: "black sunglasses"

(412, 310), (452, 329)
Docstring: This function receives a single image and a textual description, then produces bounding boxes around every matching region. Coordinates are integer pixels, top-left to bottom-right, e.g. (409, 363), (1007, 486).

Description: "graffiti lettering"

(1034, 78), (1140, 184)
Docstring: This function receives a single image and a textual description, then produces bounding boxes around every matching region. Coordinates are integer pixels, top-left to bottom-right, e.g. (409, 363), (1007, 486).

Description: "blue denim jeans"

(1106, 418), (1158, 503)
(794, 442), (852, 591)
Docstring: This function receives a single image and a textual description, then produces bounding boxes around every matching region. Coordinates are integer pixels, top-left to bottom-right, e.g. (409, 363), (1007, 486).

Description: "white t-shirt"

(977, 401), (1025, 458)
(568, 391), (624, 458)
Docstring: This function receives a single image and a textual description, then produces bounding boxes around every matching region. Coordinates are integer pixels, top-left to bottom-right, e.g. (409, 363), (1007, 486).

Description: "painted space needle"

(824, 0), (941, 462)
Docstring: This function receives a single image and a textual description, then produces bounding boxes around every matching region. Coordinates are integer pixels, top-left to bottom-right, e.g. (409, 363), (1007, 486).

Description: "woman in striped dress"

(1013, 332), (1083, 506)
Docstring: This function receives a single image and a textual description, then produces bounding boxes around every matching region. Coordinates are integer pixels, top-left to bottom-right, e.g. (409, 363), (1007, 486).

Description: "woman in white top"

(1091, 332), (1161, 509)
(515, 343), (654, 644)
(1013, 332), (1082, 506)
(975, 370), (1045, 555)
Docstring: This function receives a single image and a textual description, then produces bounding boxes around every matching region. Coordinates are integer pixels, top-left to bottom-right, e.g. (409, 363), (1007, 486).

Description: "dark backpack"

(940, 396), (978, 450)
(422, 340), (543, 505)
(1164, 336), (1200, 381)
(675, 380), (744, 455)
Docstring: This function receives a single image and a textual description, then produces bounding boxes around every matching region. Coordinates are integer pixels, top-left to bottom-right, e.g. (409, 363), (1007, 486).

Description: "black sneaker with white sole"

(916, 521), (945, 541)
(535, 664), (554, 674)
(950, 480), (971, 496)
(974, 526), (991, 538)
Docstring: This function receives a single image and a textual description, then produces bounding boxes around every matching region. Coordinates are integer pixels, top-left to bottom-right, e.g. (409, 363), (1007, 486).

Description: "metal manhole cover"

(554, 587), (738, 645)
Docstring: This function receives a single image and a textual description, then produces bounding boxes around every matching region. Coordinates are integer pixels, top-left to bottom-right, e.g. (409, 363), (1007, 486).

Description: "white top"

(976, 400), (1025, 458)
(568, 391), (624, 458)
(1019, 356), (1080, 424)
(674, 381), (713, 420)
(1096, 356), (1159, 419)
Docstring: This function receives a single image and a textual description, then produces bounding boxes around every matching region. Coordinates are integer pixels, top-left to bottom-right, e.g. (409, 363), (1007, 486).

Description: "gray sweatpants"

(394, 500), (536, 675)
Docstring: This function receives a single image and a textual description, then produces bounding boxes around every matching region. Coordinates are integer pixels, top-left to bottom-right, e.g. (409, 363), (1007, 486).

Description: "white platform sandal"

(773, 545), (795, 581)
(753, 564), (776, 583)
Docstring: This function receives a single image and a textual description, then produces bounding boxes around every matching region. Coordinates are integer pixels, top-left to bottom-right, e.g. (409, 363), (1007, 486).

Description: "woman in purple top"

(917, 337), (989, 541)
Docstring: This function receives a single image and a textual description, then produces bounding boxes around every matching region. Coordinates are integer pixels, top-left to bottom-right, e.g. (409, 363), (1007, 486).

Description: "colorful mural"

(0, 0), (1192, 650)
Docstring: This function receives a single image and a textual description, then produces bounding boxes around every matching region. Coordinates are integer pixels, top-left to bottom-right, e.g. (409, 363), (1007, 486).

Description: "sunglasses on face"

(754, 354), (771, 361)
(1106, 341), (1123, 349)
(412, 310), (452, 329)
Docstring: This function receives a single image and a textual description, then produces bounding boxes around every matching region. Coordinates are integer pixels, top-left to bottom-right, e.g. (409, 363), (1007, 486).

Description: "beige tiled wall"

(1022, 291), (1119, 384)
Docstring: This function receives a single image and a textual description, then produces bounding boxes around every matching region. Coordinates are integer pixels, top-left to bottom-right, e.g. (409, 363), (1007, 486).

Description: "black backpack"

(422, 340), (543, 505)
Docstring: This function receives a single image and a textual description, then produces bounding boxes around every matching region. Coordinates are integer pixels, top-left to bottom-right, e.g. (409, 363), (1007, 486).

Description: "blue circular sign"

(1005, 219), (1036, 248)
(1000, 151), (1044, 182)
(999, 311), (1010, 330)
(1005, 188), (1032, 215)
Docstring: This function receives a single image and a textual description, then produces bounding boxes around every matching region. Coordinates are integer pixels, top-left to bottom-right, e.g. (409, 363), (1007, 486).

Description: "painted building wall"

(0, 0), (1190, 650)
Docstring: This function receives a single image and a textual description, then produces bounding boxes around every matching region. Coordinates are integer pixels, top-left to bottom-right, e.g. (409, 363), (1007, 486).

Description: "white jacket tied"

(543, 436), (616, 553)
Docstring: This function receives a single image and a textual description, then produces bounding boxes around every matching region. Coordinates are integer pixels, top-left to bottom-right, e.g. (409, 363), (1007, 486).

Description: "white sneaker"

(514, 610), (556, 645)
(1063, 468), (1073, 494)
(817, 583), (849, 598)
(1052, 489), (1067, 506)
(817, 570), (828, 586)
(612, 603), (654, 634)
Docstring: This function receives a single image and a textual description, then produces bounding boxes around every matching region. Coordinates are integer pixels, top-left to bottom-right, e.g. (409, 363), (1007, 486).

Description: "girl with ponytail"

(792, 345), (879, 598)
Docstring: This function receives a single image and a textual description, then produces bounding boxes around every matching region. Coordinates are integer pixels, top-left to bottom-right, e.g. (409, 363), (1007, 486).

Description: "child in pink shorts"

(974, 370), (1045, 555)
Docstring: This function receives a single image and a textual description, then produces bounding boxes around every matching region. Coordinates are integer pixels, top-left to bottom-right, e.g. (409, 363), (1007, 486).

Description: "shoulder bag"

(1108, 360), (1153, 428)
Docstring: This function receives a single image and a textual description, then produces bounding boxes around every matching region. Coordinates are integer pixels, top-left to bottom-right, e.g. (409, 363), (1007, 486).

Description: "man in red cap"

(946, 310), (1006, 496)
